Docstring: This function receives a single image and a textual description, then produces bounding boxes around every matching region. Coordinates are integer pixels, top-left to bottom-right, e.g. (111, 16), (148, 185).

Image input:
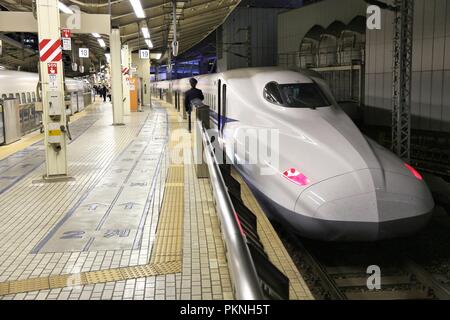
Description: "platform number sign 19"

(79, 48), (89, 58)
(139, 49), (150, 59)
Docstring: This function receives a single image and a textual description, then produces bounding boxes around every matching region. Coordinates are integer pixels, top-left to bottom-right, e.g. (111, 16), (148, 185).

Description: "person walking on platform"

(102, 85), (107, 102)
(184, 78), (204, 133)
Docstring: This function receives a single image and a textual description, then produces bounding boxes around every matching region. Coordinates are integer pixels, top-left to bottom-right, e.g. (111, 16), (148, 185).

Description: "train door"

(217, 79), (221, 132)
(221, 84), (226, 135)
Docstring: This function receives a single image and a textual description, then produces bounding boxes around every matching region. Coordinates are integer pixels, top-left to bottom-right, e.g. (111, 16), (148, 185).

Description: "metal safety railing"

(197, 116), (264, 300)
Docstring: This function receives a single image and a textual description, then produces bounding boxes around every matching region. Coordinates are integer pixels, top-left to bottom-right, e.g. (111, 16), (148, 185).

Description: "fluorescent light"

(92, 33), (101, 38)
(141, 27), (150, 39)
(145, 39), (153, 49)
(98, 38), (106, 48)
(151, 53), (162, 60)
(129, 0), (145, 18)
(58, 1), (73, 14)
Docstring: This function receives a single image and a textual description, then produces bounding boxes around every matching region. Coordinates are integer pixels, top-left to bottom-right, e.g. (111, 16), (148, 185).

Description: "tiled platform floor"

(0, 99), (312, 300)
(0, 101), (233, 300)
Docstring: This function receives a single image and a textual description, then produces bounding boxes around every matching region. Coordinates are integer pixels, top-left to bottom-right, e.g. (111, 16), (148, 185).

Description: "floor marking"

(0, 103), (185, 296)
(0, 109), (100, 196)
(0, 261), (181, 296)
(30, 112), (158, 253)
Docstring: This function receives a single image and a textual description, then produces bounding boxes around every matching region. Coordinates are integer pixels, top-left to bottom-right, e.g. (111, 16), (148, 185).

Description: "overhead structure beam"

(391, 0), (414, 162)
(0, 12), (111, 34)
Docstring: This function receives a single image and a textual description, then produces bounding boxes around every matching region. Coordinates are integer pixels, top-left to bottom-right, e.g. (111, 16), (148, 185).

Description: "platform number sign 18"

(79, 48), (89, 58)
(139, 49), (150, 59)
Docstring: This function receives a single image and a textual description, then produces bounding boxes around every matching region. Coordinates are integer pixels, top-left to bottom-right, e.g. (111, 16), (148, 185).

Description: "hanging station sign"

(139, 49), (150, 59)
(79, 47), (89, 58)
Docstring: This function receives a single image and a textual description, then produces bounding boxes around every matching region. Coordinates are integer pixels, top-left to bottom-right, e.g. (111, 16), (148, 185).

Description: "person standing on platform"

(102, 85), (107, 102)
(184, 78), (204, 133)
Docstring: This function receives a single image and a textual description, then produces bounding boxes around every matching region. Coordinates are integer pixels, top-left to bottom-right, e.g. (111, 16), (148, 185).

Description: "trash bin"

(2, 98), (21, 145)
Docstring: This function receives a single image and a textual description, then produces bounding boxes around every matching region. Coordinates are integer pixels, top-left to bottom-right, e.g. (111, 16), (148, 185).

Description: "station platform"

(0, 100), (313, 300)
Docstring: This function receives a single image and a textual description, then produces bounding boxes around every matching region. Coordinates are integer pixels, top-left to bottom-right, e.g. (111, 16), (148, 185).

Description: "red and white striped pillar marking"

(39, 39), (62, 62)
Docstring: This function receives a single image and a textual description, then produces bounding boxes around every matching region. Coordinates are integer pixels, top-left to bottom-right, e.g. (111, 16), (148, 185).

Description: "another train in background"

(0, 70), (92, 143)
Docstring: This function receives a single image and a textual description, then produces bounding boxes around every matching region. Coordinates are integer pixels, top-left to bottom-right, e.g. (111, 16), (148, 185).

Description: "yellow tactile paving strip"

(0, 261), (181, 296)
(149, 106), (185, 265)
(157, 99), (233, 300)
(0, 103), (187, 297)
(231, 170), (314, 300)
(0, 106), (90, 161)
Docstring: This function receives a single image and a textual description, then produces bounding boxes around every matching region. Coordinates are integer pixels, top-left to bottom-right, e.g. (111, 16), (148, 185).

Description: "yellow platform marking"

(0, 106), (90, 161)
(231, 169), (314, 300)
(150, 104), (185, 265)
(0, 103), (187, 297)
(0, 261), (182, 296)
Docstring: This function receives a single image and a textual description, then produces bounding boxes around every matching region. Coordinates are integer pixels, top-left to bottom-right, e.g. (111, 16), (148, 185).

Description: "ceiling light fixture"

(129, 0), (146, 18)
(98, 38), (106, 48)
(141, 27), (150, 39)
(58, 1), (73, 14)
(145, 39), (153, 49)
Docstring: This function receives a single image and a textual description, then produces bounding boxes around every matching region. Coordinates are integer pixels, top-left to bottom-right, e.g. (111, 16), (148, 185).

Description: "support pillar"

(392, 0), (414, 162)
(110, 28), (124, 125)
(36, 0), (68, 178)
(132, 52), (151, 108)
(121, 44), (131, 116)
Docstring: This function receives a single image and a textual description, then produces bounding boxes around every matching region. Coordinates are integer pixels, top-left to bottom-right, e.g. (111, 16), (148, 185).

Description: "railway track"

(276, 212), (450, 300)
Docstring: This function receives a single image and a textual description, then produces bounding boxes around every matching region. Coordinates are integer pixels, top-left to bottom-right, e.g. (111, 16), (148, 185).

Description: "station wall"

(217, 7), (280, 71)
(277, 0), (366, 66)
(278, 0), (450, 133)
(365, 0), (450, 133)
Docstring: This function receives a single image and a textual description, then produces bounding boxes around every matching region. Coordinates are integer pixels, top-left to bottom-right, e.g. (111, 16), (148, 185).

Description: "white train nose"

(291, 169), (434, 241)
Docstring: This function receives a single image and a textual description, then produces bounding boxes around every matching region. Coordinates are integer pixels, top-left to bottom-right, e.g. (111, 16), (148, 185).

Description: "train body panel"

(152, 67), (434, 241)
(0, 70), (91, 115)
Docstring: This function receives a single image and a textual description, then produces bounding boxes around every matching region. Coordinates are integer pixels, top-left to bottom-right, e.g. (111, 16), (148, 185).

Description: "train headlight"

(283, 168), (310, 186)
(404, 163), (423, 181)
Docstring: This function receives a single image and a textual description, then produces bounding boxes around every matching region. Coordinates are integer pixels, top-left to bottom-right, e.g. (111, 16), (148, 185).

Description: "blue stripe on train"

(208, 109), (238, 127)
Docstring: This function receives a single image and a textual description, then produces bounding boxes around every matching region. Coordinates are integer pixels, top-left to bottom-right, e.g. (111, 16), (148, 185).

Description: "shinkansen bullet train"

(153, 67), (435, 241)
(0, 70), (92, 114)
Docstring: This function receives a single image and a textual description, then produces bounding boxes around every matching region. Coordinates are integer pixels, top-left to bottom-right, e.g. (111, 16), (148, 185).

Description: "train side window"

(27, 92), (31, 103)
(32, 92), (36, 102)
(10, 93), (15, 98)
(21, 93), (26, 104)
(1, 94), (7, 99)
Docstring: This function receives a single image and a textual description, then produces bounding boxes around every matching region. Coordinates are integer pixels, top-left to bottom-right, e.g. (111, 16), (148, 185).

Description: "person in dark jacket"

(102, 85), (107, 102)
(184, 78), (204, 132)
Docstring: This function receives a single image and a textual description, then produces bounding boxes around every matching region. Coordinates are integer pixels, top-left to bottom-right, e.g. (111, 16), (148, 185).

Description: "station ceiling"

(0, 0), (241, 72)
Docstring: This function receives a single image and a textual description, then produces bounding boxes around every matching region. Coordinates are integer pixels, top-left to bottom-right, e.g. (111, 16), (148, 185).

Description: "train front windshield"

(264, 81), (331, 108)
